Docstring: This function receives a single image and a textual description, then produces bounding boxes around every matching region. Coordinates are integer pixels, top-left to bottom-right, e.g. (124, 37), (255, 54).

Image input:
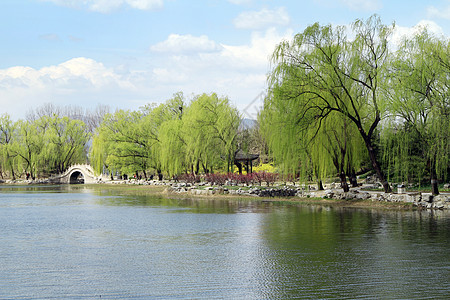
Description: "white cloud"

(146, 28), (293, 114)
(228, 0), (252, 5)
(42, 0), (163, 13)
(233, 7), (290, 30)
(0, 57), (140, 118)
(341, 0), (381, 11)
(1, 28), (293, 120)
(150, 34), (223, 54)
(39, 34), (61, 42)
(221, 28), (293, 68)
(427, 1), (450, 20)
(390, 20), (445, 48)
(314, 0), (381, 11)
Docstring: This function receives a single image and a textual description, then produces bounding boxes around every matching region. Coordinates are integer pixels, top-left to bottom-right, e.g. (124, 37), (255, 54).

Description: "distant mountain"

(240, 118), (257, 130)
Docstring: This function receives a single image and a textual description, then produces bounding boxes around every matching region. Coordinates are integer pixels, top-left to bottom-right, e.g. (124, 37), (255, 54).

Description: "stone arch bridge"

(49, 164), (107, 184)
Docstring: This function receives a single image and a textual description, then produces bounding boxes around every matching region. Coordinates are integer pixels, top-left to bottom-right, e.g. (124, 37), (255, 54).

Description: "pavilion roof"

(234, 149), (259, 161)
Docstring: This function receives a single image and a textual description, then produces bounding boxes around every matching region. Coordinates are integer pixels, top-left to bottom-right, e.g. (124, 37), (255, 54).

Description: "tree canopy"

(261, 15), (449, 193)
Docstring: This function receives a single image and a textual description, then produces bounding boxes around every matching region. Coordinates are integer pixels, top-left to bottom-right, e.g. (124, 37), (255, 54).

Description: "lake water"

(0, 185), (449, 299)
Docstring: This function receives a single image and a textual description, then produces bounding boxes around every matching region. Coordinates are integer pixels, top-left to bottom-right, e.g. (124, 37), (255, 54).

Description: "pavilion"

(234, 149), (259, 174)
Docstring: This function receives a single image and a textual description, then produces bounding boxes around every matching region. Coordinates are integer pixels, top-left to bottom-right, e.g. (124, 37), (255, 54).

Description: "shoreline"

(81, 184), (419, 210)
(2, 182), (448, 210)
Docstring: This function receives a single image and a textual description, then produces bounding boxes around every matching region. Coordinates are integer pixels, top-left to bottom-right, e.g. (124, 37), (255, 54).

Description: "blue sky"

(1, 0), (450, 120)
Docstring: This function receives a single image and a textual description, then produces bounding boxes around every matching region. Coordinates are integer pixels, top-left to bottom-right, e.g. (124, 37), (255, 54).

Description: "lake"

(0, 185), (449, 299)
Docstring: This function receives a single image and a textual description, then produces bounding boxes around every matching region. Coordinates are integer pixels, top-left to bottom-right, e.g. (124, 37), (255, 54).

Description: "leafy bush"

(253, 163), (276, 173)
(253, 171), (278, 186)
(178, 173), (201, 184)
(204, 173), (228, 186)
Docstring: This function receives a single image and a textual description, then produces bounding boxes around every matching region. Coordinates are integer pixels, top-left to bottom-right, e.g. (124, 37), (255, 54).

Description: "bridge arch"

(69, 170), (85, 184)
(50, 164), (105, 184)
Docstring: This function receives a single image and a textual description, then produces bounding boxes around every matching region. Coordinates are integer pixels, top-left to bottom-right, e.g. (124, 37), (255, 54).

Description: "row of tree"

(0, 114), (90, 179)
(90, 92), (241, 179)
(0, 93), (245, 181)
(260, 15), (449, 195)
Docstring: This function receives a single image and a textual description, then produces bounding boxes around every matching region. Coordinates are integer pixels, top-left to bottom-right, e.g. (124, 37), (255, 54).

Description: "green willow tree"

(182, 93), (241, 174)
(12, 119), (45, 180)
(154, 93), (186, 177)
(268, 15), (394, 192)
(158, 118), (186, 176)
(43, 115), (90, 174)
(0, 114), (18, 179)
(260, 81), (367, 192)
(90, 92), (240, 178)
(387, 29), (450, 194)
(92, 109), (154, 178)
(260, 86), (327, 189)
(320, 113), (367, 192)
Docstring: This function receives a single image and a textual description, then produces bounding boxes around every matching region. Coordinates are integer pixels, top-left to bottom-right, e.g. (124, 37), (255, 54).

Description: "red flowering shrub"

(253, 171), (278, 186)
(178, 173), (201, 184)
(205, 173), (228, 186)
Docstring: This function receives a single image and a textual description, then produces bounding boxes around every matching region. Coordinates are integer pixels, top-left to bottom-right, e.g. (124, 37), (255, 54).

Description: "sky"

(1, 0), (450, 120)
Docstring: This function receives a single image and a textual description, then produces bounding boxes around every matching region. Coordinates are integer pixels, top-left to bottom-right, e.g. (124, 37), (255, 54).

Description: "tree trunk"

(195, 160), (200, 175)
(430, 159), (439, 195)
(9, 162), (15, 180)
(317, 180), (324, 191)
(364, 139), (392, 193)
(235, 161), (243, 174)
(339, 172), (349, 192)
(348, 168), (358, 187)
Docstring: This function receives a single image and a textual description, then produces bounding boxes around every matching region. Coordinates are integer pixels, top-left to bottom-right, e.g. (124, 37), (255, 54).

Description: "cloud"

(427, 1), (450, 20)
(68, 35), (83, 42)
(42, 0), (163, 13)
(314, 0), (381, 11)
(233, 7), (290, 30)
(341, 0), (381, 11)
(228, 0), (252, 4)
(221, 28), (293, 68)
(0, 57), (140, 118)
(1, 28), (294, 120)
(39, 34), (61, 42)
(146, 28), (293, 114)
(150, 34), (223, 54)
(390, 20), (445, 47)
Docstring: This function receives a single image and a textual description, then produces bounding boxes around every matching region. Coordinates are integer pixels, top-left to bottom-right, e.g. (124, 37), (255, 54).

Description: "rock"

(433, 201), (445, 209)
(433, 195), (450, 203)
(422, 193), (434, 203)
(355, 192), (371, 200)
(405, 193), (421, 203)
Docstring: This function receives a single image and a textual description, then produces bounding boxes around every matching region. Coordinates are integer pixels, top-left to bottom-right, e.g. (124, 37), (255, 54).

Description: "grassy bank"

(82, 184), (416, 210)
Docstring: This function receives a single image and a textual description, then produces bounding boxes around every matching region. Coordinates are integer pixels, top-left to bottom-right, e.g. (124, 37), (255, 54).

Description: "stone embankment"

(160, 181), (450, 209)
(0, 179), (51, 184)
(2, 177), (449, 209)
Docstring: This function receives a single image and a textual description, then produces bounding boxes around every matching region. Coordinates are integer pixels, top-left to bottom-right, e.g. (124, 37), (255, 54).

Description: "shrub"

(205, 173), (228, 186)
(253, 163), (276, 173)
(178, 173), (201, 184)
(253, 171), (278, 186)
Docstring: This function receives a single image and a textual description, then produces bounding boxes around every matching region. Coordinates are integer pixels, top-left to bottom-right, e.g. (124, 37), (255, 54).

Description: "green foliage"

(0, 113), (90, 179)
(0, 114), (18, 179)
(386, 28), (450, 193)
(262, 16), (385, 190)
(182, 93), (241, 174)
(89, 92), (241, 178)
(261, 15), (448, 194)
